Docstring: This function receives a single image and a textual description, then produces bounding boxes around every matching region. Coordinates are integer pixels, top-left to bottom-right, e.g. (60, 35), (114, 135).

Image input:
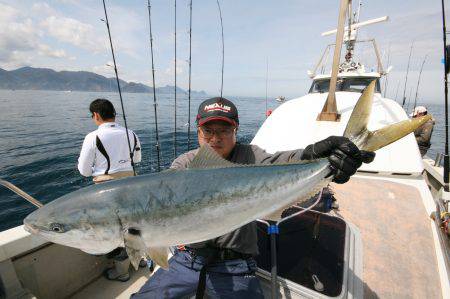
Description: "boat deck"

(333, 176), (442, 298)
(1, 175), (446, 298)
(72, 176), (443, 299)
(70, 267), (151, 299)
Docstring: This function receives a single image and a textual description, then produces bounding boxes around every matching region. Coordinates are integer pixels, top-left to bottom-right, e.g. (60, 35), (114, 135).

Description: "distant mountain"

(0, 66), (208, 96)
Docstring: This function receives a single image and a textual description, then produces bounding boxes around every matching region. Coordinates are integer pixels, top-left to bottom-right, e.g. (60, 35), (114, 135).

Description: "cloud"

(0, 3), (19, 22)
(165, 59), (188, 75)
(31, 2), (56, 16)
(0, 4), (41, 68)
(0, 3), (76, 69)
(1, 19), (39, 51)
(0, 50), (32, 69)
(0, 4), (40, 52)
(40, 16), (106, 53)
(38, 44), (67, 58)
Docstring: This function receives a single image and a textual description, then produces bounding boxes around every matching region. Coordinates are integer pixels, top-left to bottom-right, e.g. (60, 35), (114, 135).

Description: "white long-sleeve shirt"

(78, 122), (141, 177)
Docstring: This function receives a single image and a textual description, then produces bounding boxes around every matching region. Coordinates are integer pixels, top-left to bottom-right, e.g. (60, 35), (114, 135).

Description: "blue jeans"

(131, 250), (264, 299)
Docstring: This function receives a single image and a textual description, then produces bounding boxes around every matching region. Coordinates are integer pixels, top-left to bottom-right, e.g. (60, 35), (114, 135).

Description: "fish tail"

(343, 80), (431, 152)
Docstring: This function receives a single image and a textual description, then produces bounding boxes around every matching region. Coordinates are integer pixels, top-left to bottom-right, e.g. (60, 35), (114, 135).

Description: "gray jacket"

(414, 118), (435, 154)
(170, 143), (303, 255)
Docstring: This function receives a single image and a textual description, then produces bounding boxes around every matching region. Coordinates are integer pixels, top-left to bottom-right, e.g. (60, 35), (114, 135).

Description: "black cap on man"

(196, 97), (239, 127)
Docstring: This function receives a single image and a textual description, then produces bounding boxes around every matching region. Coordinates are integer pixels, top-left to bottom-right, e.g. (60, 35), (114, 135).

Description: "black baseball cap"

(196, 97), (239, 126)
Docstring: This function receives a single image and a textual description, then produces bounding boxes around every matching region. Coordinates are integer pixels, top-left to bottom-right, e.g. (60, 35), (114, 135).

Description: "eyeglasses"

(198, 126), (236, 139)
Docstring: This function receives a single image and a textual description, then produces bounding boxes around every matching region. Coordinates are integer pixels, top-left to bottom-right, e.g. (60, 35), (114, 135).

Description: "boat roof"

(251, 92), (423, 174)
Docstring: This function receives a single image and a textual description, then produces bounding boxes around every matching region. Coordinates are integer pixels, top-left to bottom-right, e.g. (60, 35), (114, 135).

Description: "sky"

(0, 0), (448, 103)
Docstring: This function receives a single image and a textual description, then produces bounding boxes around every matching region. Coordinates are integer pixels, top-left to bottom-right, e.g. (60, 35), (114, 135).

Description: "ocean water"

(0, 89), (446, 231)
(0, 90), (276, 231)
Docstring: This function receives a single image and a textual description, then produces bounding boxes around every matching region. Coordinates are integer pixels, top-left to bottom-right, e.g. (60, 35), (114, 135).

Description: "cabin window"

(309, 77), (381, 94)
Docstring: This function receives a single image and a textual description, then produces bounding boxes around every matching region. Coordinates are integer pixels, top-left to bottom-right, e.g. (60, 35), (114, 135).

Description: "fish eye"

(50, 223), (65, 233)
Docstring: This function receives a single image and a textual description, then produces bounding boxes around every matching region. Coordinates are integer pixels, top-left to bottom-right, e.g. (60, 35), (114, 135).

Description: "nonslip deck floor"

(70, 267), (152, 299)
(333, 177), (442, 298)
(71, 176), (442, 299)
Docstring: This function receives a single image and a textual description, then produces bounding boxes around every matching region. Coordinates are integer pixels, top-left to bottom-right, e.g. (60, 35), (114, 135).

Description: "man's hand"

(301, 136), (375, 184)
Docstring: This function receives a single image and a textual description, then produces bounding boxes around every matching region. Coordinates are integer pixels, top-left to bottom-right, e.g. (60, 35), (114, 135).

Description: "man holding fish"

(25, 82), (431, 298)
(132, 97), (375, 298)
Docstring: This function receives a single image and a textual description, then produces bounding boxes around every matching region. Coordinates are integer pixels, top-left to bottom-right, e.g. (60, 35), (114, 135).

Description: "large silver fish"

(23, 81), (430, 269)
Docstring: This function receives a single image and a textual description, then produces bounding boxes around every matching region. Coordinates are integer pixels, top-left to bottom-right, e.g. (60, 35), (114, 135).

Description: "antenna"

(383, 43), (391, 97)
(321, 16), (389, 37)
(355, 0), (362, 23)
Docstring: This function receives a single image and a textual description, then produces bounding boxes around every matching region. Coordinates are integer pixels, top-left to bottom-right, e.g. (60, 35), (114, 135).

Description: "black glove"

(301, 136), (375, 184)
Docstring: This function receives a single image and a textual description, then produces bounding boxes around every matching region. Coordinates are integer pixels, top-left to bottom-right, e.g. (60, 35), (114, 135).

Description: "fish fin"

(123, 228), (147, 270)
(343, 80), (375, 141)
(344, 80), (432, 151)
(147, 247), (169, 270)
(361, 116), (431, 151)
(188, 145), (236, 169)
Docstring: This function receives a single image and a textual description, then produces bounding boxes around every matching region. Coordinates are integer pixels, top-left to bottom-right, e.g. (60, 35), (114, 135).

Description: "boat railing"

(309, 39), (387, 79)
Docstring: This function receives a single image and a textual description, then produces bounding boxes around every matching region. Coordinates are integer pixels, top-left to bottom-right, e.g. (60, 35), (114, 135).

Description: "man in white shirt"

(78, 98), (141, 183)
(78, 98), (142, 282)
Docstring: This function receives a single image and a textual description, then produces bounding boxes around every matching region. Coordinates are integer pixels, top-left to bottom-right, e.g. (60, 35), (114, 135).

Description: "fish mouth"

(23, 213), (42, 235)
(23, 222), (40, 234)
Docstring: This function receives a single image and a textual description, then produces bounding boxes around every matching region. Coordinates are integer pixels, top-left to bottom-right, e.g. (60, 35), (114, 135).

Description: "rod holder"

(435, 152), (444, 166)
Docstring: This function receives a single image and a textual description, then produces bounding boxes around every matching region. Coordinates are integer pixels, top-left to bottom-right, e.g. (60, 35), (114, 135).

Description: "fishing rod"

(101, 0), (136, 176)
(217, 0), (224, 98)
(265, 59), (269, 118)
(412, 54), (428, 112)
(0, 179), (43, 208)
(441, 0), (449, 192)
(401, 41), (414, 107)
(406, 87), (413, 114)
(383, 43), (391, 98)
(174, 0), (177, 159)
(187, 0), (193, 150)
(394, 80), (400, 103)
(146, 0), (161, 172)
